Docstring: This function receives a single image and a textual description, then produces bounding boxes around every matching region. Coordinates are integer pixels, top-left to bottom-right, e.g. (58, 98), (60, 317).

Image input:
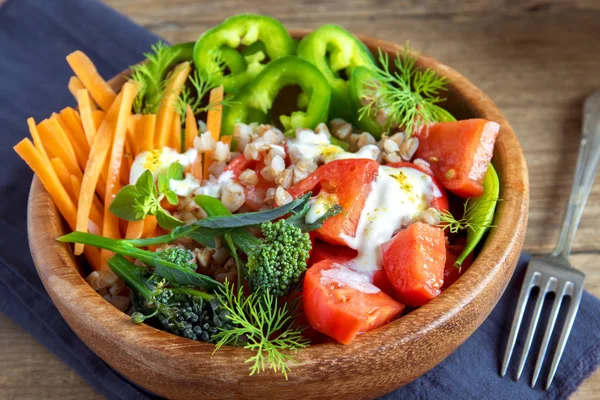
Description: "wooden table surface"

(1, 0), (599, 398)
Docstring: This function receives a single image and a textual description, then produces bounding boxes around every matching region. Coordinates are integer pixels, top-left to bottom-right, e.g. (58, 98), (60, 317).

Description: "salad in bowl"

(15, 14), (502, 379)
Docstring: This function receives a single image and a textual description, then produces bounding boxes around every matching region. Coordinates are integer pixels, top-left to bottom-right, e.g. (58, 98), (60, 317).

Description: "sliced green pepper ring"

(169, 42), (246, 74)
(456, 164), (500, 266)
(349, 66), (385, 137)
(221, 56), (331, 136)
(297, 24), (375, 120)
(193, 14), (295, 93)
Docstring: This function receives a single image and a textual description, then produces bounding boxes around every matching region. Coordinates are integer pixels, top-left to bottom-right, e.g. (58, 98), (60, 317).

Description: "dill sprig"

(358, 42), (455, 135)
(130, 42), (181, 114)
(213, 281), (309, 379)
(436, 195), (500, 234)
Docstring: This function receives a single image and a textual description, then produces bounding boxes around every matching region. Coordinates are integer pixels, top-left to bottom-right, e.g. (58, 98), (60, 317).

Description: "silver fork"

(501, 90), (600, 389)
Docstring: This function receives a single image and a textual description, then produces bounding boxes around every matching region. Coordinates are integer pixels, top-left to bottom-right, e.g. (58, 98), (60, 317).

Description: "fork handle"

(552, 90), (600, 259)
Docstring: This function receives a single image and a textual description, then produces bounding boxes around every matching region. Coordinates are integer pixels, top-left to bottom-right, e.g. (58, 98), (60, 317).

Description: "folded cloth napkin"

(0, 0), (598, 399)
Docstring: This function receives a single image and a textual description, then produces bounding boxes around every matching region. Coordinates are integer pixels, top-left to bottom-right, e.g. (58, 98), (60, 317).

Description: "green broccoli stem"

(59, 231), (224, 291)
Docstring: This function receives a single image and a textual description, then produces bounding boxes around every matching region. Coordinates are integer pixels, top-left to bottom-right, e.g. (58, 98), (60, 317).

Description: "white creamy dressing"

(287, 129), (380, 164)
(129, 148), (234, 199)
(305, 192), (339, 224)
(339, 166), (441, 278)
(320, 264), (381, 294)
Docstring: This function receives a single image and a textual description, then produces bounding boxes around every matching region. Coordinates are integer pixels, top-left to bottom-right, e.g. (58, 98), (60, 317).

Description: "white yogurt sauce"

(287, 129), (380, 164)
(305, 192), (339, 224)
(340, 165), (441, 277)
(320, 264), (381, 294)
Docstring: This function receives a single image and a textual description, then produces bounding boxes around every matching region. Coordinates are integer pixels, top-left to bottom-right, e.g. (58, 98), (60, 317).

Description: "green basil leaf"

(136, 170), (156, 197)
(156, 208), (185, 229)
(157, 174), (170, 195)
(109, 185), (143, 221)
(167, 162), (184, 180)
(193, 193), (311, 229)
(164, 190), (179, 206)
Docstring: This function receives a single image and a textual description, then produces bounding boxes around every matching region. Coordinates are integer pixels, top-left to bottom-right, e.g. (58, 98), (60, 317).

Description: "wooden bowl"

(27, 31), (529, 399)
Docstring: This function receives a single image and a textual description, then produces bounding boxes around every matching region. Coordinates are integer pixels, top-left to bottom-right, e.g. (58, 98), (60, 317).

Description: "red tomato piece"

(288, 159), (379, 245)
(382, 222), (447, 306)
(415, 119), (499, 198)
(309, 239), (357, 266)
(385, 161), (449, 211)
(303, 259), (405, 345)
(224, 154), (255, 177)
(441, 243), (475, 290)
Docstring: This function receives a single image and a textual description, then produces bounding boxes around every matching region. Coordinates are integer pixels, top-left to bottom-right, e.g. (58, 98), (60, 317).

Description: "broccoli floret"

(157, 247), (197, 271)
(246, 220), (311, 297)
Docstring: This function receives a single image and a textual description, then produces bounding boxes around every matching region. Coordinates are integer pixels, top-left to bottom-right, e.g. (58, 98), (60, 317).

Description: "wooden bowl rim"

(27, 29), (529, 382)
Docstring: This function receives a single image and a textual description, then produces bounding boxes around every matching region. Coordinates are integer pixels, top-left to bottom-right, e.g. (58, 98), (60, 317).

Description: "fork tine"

(531, 280), (565, 388)
(501, 269), (539, 377)
(545, 284), (584, 390)
(515, 275), (554, 380)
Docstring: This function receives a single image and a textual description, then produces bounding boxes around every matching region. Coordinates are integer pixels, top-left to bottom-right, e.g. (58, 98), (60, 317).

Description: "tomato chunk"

(385, 161), (449, 211)
(303, 259), (404, 344)
(382, 222), (446, 306)
(309, 239), (357, 265)
(415, 119), (499, 198)
(289, 159), (379, 245)
(442, 243), (475, 290)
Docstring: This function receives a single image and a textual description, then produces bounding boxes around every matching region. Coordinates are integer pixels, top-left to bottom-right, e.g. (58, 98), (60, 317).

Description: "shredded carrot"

(125, 220), (144, 239)
(139, 114), (156, 152)
(54, 112), (89, 170)
(207, 85), (224, 142)
(127, 114), (142, 156)
(142, 215), (157, 238)
(184, 105), (198, 151)
(92, 110), (105, 130)
(203, 86), (225, 178)
(37, 119), (82, 178)
(68, 76), (98, 110)
(84, 246), (102, 271)
(66, 51), (116, 110)
(74, 89), (125, 255)
(172, 112), (182, 152)
(220, 135), (233, 148)
(70, 174), (103, 227)
(154, 62), (191, 148)
(77, 89), (98, 145)
(121, 139), (133, 186)
(27, 118), (50, 165)
(191, 153), (204, 181)
(101, 82), (138, 266)
(14, 138), (77, 230)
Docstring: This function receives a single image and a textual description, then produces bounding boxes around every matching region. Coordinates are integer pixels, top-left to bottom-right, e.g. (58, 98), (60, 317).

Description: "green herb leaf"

(167, 162), (184, 181)
(164, 190), (179, 206)
(193, 193), (311, 229)
(109, 185), (143, 221)
(156, 208), (184, 229)
(286, 204), (343, 232)
(153, 262), (219, 290)
(157, 174), (170, 195)
(135, 170), (156, 198)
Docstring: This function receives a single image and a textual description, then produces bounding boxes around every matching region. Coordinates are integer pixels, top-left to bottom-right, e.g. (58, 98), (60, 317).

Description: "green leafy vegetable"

(213, 281), (309, 379)
(109, 166), (184, 229)
(130, 42), (182, 114)
(358, 43), (455, 135)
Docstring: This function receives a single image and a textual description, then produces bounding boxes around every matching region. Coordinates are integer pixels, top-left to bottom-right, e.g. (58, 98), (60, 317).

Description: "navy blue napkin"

(0, 0), (598, 399)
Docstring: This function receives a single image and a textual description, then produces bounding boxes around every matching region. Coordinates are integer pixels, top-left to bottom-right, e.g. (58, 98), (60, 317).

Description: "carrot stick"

(77, 89), (98, 145)
(74, 89), (127, 255)
(184, 105), (198, 151)
(203, 86), (225, 178)
(121, 139), (133, 186)
(37, 119), (81, 178)
(92, 110), (105, 130)
(101, 82), (139, 265)
(54, 112), (89, 170)
(69, 76), (98, 110)
(70, 174), (103, 226)
(27, 118), (50, 165)
(14, 139), (77, 230)
(141, 215), (157, 238)
(139, 114), (156, 153)
(207, 85), (224, 142)
(220, 135), (233, 148)
(127, 114), (142, 156)
(125, 220), (145, 239)
(172, 112), (182, 152)
(154, 62), (191, 148)
(66, 51), (116, 110)
(191, 154), (203, 181)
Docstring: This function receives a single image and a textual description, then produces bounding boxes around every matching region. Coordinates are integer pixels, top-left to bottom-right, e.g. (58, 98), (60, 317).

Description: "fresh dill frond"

(436, 195), (500, 234)
(358, 42), (455, 135)
(213, 281), (310, 379)
(130, 42), (181, 114)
